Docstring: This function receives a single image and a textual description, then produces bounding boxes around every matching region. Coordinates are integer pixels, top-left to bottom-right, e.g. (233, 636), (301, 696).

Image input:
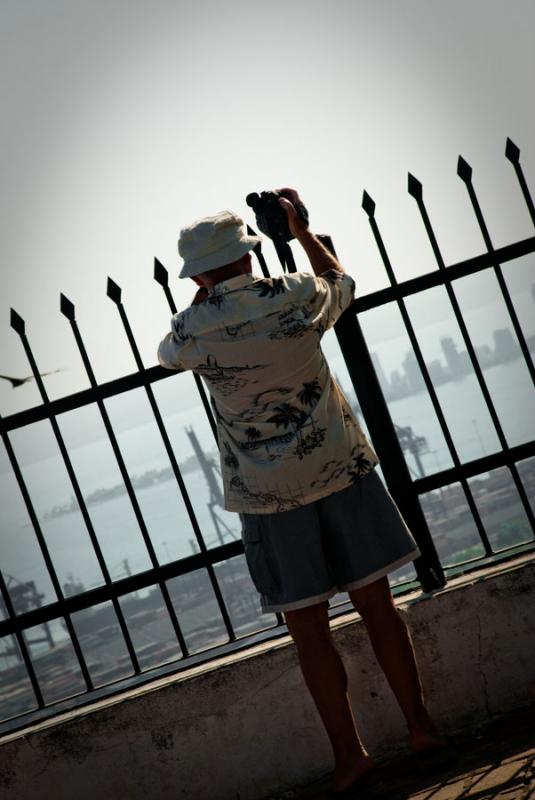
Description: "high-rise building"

(428, 359), (448, 384)
(493, 328), (517, 361)
(390, 369), (406, 394)
(475, 344), (493, 367)
(402, 349), (425, 392)
(371, 351), (390, 392)
(440, 336), (464, 377)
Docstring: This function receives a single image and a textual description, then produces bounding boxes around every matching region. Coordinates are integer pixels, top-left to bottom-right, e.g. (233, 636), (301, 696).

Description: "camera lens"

(245, 193), (260, 208)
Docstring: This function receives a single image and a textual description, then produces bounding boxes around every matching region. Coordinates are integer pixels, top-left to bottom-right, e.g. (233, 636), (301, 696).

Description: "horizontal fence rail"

(1, 137), (534, 736)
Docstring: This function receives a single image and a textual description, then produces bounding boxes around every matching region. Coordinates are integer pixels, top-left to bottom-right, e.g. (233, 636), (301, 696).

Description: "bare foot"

(408, 718), (448, 754)
(333, 752), (377, 793)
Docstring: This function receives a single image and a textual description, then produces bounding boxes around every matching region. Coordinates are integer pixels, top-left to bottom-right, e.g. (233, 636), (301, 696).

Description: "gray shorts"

(239, 468), (420, 614)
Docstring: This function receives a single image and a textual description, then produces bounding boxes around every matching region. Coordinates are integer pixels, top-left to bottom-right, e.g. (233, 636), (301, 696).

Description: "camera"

(246, 190), (309, 243)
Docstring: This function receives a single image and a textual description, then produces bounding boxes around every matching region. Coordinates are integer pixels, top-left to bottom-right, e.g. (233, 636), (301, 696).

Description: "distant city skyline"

(372, 321), (535, 403)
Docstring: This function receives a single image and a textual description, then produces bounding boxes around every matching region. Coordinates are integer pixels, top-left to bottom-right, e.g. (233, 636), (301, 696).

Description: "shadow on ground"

(261, 704), (535, 800)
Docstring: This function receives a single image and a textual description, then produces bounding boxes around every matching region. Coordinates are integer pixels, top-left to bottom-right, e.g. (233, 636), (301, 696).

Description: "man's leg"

(284, 600), (376, 792)
(348, 576), (446, 753)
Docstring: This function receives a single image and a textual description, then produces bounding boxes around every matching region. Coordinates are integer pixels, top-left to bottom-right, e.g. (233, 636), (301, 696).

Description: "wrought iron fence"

(1, 138), (534, 736)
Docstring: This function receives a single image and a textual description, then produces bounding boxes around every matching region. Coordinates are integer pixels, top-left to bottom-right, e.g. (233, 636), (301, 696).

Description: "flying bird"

(0, 368), (66, 388)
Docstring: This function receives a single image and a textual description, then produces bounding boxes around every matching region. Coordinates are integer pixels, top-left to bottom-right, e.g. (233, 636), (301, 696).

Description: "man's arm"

(277, 188), (345, 277)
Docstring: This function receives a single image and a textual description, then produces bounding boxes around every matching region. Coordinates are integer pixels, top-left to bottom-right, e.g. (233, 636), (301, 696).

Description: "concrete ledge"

(1, 555), (534, 800)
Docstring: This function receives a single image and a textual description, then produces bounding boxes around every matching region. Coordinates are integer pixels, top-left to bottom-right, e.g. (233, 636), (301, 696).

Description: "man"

(157, 189), (450, 797)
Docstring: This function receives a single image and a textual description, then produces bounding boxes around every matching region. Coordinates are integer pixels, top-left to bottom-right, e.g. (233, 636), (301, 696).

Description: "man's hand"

(277, 186), (345, 277)
(276, 187), (309, 241)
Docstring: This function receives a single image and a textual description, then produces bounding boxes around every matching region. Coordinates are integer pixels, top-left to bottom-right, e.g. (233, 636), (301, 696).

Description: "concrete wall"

(1, 556), (534, 800)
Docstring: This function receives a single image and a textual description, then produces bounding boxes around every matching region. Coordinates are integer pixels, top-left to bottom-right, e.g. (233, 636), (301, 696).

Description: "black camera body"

(246, 190), (309, 243)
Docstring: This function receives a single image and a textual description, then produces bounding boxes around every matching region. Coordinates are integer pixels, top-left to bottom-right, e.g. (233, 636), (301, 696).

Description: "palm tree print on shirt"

(245, 426), (262, 443)
(243, 381), (327, 462)
(310, 443), (374, 489)
(267, 403), (308, 440)
(347, 448), (375, 482)
(297, 379), (321, 407)
(265, 400), (328, 461)
(222, 441), (239, 471)
(249, 278), (286, 298)
(293, 379), (325, 459)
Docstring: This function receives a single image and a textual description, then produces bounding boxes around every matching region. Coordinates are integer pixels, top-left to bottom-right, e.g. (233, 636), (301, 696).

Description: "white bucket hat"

(178, 210), (262, 279)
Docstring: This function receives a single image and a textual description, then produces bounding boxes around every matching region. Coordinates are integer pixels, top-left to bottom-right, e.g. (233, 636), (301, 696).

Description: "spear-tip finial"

(10, 308), (25, 336)
(457, 156), (473, 183)
(247, 225), (262, 250)
(407, 173), (423, 201)
(361, 190), (376, 218)
(505, 138), (520, 165)
(60, 293), (76, 321)
(106, 277), (122, 304)
(154, 258), (168, 287)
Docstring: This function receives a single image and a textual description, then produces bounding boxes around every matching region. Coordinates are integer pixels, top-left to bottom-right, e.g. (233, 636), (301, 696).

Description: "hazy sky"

(1, 0), (534, 417)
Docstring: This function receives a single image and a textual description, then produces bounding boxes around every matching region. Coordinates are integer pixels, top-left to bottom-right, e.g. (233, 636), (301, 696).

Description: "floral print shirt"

(157, 270), (380, 513)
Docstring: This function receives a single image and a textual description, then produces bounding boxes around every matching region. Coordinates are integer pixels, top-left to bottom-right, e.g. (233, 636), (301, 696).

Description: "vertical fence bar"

(318, 235), (446, 590)
(0, 428), (64, 599)
(0, 564), (45, 709)
(0, 412), (94, 708)
(505, 138), (535, 226)
(107, 279), (238, 643)
(457, 161), (535, 530)
(60, 294), (180, 675)
(408, 170), (513, 450)
(455, 155), (535, 535)
(457, 155), (535, 391)
(53, 284), (192, 660)
(407, 174), (535, 548)
(413, 166), (535, 538)
(263, 234), (296, 274)
(9, 308), (144, 676)
(11, 309), (104, 691)
(361, 190), (493, 557)
(247, 228), (271, 278)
